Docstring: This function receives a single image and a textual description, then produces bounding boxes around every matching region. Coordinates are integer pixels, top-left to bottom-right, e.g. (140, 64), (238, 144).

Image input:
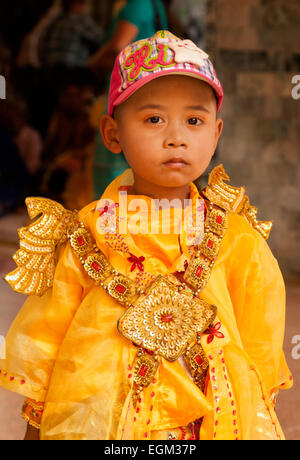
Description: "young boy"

(1, 31), (292, 440)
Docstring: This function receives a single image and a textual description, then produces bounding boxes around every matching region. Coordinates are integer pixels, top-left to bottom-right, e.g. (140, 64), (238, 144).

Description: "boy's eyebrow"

(137, 104), (210, 112)
(184, 105), (210, 113)
(137, 104), (167, 111)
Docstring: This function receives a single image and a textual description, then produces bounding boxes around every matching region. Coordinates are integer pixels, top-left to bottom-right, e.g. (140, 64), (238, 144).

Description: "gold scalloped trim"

(202, 165), (272, 240)
(4, 197), (79, 296)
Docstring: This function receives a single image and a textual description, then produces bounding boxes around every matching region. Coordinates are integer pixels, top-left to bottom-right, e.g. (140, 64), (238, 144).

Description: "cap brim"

(111, 68), (224, 115)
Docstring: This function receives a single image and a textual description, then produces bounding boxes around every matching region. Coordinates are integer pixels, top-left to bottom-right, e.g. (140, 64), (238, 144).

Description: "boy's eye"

(188, 117), (202, 125)
(147, 116), (163, 124)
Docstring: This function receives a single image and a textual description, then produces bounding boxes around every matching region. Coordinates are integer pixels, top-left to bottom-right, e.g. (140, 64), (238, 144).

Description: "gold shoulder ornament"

(202, 164), (273, 240)
(4, 197), (79, 296)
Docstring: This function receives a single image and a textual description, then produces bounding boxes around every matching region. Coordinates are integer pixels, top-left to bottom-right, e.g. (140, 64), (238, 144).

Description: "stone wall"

(203, 0), (300, 277)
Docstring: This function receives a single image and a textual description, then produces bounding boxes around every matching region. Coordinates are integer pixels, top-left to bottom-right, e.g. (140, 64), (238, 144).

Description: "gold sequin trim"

(5, 197), (79, 296)
(118, 276), (217, 362)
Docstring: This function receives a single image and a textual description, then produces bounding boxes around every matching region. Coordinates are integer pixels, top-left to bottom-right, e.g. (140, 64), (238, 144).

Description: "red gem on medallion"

(91, 261), (101, 272)
(195, 355), (203, 365)
(161, 314), (173, 323)
(207, 239), (214, 249)
(196, 266), (203, 277)
(216, 215), (223, 224)
(138, 365), (149, 377)
(115, 284), (126, 294)
(76, 236), (85, 247)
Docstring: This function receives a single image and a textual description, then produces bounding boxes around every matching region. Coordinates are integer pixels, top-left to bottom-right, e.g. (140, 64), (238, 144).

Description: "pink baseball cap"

(108, 30), (223, 116)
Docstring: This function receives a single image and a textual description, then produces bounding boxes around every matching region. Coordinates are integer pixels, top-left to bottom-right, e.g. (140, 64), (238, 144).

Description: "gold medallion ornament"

(184, 342), (209, 392)
(118, 276), (217, 362)
(84, 253), (113, 284)
(69, 223), (138, 306)
(69, 227), (95, 257)
(183, 204), (228, 293)
(132, 349), (160, 407)
(107, 275), (137, 304)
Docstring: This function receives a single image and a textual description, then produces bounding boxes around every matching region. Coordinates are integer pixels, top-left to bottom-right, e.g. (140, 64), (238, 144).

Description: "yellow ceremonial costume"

(0, 165), (292, 440)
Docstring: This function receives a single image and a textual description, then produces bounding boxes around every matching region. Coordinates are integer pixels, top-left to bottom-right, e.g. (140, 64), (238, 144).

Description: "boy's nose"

(163, 129), (187, 149)
(165, 140), (187, 148)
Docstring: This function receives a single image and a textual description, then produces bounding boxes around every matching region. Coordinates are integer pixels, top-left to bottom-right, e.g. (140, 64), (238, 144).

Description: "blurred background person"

(40, 77), (96, 210)
(40, 0), (104, 69)
(15, 0), (62, 136)
(37, 0), (104, 136)
(89, 0), (168, 73)
(0, 101), (31, 217)
(88, 0), (170, 199)
(16, 0), (62, 70)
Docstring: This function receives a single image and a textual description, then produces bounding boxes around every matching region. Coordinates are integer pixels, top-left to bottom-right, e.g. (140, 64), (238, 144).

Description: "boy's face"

(101, 75), (223, 195)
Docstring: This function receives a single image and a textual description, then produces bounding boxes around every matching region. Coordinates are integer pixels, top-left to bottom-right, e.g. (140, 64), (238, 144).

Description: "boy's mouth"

(163, 157), (189, 168)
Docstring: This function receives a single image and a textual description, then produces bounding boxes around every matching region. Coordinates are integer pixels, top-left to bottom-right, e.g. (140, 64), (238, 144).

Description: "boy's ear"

(99, 115), (122, 154)
(214, 118), (223, 150)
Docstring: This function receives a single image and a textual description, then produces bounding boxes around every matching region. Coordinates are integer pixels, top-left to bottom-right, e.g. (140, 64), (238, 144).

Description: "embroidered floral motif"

(97, 200), (119, 217)
(124, 43), (175, 81)
(127, 253), (145, 272)
(205, 322), (225, 344)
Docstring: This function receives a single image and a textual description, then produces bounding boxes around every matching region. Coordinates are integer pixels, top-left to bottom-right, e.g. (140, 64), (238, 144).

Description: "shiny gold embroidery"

(22, 398), (44, 429)
(207, 207), (229, 237)
(66, 180), (229, 405)
(118, 276), (217, 362)
(202, 164), (272, 240)
(202, 164), (246, 213)
(69, 226), (95, 257)
(70, 226), (138, 306)
(132, 349), (159, 407)
(182, 256), (211, 292)
(200, 231), (222, 260)
(238, 196), (273, 240)
(4, 197), (79, 296)
(84, 253), (113, 284)
(107, 275), (137, 305)
(184, 342), (209, 392)
(184, 206), (228, 292)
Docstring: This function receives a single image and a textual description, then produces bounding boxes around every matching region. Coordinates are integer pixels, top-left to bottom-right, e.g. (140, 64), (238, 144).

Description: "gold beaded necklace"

(69, 200), (229, 404)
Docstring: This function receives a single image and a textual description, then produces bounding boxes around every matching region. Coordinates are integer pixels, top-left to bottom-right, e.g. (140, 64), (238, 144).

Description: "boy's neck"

(130, 176), (191, 205)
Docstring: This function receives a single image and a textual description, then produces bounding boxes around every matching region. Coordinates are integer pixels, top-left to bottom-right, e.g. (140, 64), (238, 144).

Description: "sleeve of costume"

(227, 214), (292, 398)
(0, 240), (89, 402)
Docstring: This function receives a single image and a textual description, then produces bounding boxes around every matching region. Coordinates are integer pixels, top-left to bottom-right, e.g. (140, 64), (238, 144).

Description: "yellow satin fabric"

(0, 167), (292, 440)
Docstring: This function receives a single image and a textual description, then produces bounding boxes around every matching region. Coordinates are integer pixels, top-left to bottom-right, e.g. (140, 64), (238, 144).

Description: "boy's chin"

(156, 173), (196, 189)
(155, 178), (192, 189)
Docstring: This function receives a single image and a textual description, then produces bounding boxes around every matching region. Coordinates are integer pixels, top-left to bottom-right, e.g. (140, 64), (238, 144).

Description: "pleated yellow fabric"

(0, 167), (292, 440)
